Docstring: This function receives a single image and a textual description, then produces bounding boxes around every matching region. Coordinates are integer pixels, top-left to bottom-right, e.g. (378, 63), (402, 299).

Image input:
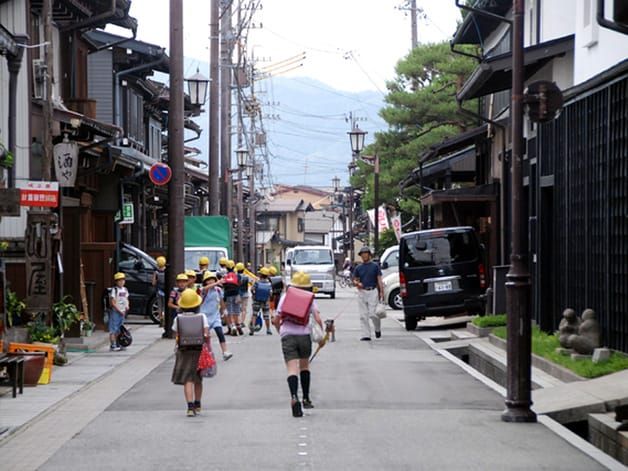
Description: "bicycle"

(337, 270), (352, 288)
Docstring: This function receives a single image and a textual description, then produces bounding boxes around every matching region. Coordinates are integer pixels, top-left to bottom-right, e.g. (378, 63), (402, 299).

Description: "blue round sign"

(149, 163), (172, 186)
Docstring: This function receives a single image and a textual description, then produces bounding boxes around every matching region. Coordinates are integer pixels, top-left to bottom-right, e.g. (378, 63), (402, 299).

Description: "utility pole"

(220, 0), (233, 218)
(502, 0), (536, 423)
(410, 0), (418, 49)
(208, 0), (220, 215)
(165, 0), (185, 338)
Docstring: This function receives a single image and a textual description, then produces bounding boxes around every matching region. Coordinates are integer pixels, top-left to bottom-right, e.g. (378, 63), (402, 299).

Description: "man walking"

(352, 247), (384, 341)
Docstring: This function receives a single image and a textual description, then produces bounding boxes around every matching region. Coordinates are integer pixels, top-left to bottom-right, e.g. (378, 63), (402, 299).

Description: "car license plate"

(434, 281), (452, 292)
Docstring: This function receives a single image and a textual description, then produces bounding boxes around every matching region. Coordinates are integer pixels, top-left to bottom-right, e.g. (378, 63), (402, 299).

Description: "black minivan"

(399, 226), (486, 331)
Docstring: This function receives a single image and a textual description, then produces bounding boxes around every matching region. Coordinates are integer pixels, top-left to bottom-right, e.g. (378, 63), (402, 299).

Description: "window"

(402, 232), (479, 268)
(260, 216), (278, 231)
(297, 218), (304, 233)
(293, 249), (333, 265)
(119, 249), (150, 271)
(383, 250), (399, 268)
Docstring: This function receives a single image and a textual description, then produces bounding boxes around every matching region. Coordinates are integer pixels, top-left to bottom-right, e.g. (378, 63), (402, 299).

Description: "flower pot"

(20, 352), (46, 386)
(82, 328), (93, 337)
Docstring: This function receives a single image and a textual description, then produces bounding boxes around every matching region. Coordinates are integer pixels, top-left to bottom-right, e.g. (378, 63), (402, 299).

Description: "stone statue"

(558, 308), (580, 348)
(568, 309), (601, 355)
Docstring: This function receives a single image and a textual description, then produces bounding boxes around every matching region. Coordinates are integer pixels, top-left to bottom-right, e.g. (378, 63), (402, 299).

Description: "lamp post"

(332, 175), (346, 259)
(185, 69), (210, 213)
(502, 0), (536, 423)
(235, 147), (248, 262)
(186, 68), (210, 107)
(347, 125), (367, 262)
(374, 154), (380, 256)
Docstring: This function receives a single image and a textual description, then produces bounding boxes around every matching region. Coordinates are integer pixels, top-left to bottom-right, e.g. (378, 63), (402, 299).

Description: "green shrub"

(472, 314), (507, 328)
(491, 325), (628, 378)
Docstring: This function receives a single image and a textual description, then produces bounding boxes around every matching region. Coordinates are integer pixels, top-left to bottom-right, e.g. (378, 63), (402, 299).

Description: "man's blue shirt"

(353, 262), (381, 289)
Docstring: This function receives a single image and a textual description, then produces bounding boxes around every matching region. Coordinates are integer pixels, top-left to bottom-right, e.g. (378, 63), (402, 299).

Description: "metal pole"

(237, 171), (244, 261)
(374, 154), (380, 256)
(165, 0), (185, 338)
(349, 160), (355, 263)
(502, 0), (536, 423)
(220, 0), (232, 217)
(208, 0), (220, 215)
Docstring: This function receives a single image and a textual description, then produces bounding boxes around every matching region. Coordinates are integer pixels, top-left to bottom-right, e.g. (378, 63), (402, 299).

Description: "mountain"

(186, 68), (387, 189)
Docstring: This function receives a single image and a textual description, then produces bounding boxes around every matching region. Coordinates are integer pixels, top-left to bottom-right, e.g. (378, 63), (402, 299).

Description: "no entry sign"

(149, 163), (172, 186)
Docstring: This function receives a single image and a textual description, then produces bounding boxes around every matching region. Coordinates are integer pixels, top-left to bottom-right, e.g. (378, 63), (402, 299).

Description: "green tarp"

(184, 216), (232, 253)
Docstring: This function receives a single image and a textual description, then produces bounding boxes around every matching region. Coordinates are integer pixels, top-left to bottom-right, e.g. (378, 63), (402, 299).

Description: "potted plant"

(81, 319), (95, 337)
(6, 289), (26, 328)
(26, 314), (60, 345)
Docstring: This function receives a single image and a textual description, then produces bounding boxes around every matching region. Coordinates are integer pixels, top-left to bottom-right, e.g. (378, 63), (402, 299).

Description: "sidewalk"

(0, 324), (167, 443)
(406, 314), (628, 470)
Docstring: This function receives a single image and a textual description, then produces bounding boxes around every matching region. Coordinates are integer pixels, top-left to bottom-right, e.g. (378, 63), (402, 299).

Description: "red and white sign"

(16, 181), (59, 208)
(391, 215), (402, 241)
(367, 206), (390, 231)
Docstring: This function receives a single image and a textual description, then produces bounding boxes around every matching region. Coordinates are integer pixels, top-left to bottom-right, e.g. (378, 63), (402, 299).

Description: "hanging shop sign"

(53, 137), (79, 187)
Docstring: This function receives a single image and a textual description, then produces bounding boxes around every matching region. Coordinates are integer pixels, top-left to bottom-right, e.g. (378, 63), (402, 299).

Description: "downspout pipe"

(7, 35), (28, 188)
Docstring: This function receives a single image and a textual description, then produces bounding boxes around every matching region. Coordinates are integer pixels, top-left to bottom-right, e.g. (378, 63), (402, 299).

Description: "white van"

(286, 245), (336, 298)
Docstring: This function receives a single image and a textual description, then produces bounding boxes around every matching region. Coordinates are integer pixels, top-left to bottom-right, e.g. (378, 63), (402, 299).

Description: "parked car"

(399, 226), (487, 331)
(377, 245), (401, 309)
(383, 271), (402, 310)
(117, 243), (161, 324)
(379, 244), (399, 278)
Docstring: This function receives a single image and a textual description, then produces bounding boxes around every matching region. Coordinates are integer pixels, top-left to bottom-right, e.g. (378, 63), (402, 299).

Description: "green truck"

(184, 216), (232, 270)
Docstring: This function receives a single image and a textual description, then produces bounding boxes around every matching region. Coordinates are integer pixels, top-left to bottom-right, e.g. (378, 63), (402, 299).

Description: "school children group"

(105, 256), (324, 419)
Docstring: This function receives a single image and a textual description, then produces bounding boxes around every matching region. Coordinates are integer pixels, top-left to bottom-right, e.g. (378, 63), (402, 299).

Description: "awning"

(400, 125), (488, 190)
(457, 35), (574, 101)
(451, 0), (512, 46)
(420, 183), (497, 206)
(109, 145), (157, 170)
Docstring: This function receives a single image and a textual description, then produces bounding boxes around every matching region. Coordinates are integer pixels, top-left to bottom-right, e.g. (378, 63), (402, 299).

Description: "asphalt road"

(40, 287), (603, 470)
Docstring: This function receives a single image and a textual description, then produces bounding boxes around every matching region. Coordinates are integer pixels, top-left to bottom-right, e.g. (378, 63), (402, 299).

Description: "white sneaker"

(223, 351), (233, 361)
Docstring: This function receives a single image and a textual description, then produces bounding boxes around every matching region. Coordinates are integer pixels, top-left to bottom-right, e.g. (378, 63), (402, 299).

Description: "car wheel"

(330, 291), (336, 299)
(404, 317), (418, 331)
(147, 296), (161, 324)
(388, 288), (402, 310)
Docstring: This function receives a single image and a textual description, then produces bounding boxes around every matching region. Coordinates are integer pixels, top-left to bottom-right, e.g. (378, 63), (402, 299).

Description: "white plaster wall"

(0, 0), (30, 238)
(540, 0), (577, 43)
(574, 0), (628, 84)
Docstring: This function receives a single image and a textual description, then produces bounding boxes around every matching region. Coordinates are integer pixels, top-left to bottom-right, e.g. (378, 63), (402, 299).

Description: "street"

(12, 288), (603, 470)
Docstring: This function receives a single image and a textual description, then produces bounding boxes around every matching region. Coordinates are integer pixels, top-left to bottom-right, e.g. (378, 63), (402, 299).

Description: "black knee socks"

(300, 370), (311, 401)
(287, 375), (299, 399)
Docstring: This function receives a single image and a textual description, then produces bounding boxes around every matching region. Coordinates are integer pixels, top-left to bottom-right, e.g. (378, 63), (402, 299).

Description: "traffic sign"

(149, 163), (172, 186)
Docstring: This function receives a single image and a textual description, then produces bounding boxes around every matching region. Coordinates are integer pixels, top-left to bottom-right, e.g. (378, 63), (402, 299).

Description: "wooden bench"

(0, 353), (25, 398)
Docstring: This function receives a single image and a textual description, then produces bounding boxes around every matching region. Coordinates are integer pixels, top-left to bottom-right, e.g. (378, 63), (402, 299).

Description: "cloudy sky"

(122, 0), (462, 92)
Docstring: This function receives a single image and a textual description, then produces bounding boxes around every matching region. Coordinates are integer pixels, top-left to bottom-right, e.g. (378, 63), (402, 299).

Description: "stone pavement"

(1, 299), (627, 470)
(0, 324), (167, 448)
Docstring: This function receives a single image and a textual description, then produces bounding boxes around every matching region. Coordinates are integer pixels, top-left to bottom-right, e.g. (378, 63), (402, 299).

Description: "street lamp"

(347, 125), (367, 263)
(234, 147), (249, 262)
(236, 147), (248, 168)
(185, 68), (210, 106)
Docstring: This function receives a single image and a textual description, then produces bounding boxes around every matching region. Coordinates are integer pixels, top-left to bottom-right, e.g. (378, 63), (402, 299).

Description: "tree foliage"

(352, 41), (478, 224)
